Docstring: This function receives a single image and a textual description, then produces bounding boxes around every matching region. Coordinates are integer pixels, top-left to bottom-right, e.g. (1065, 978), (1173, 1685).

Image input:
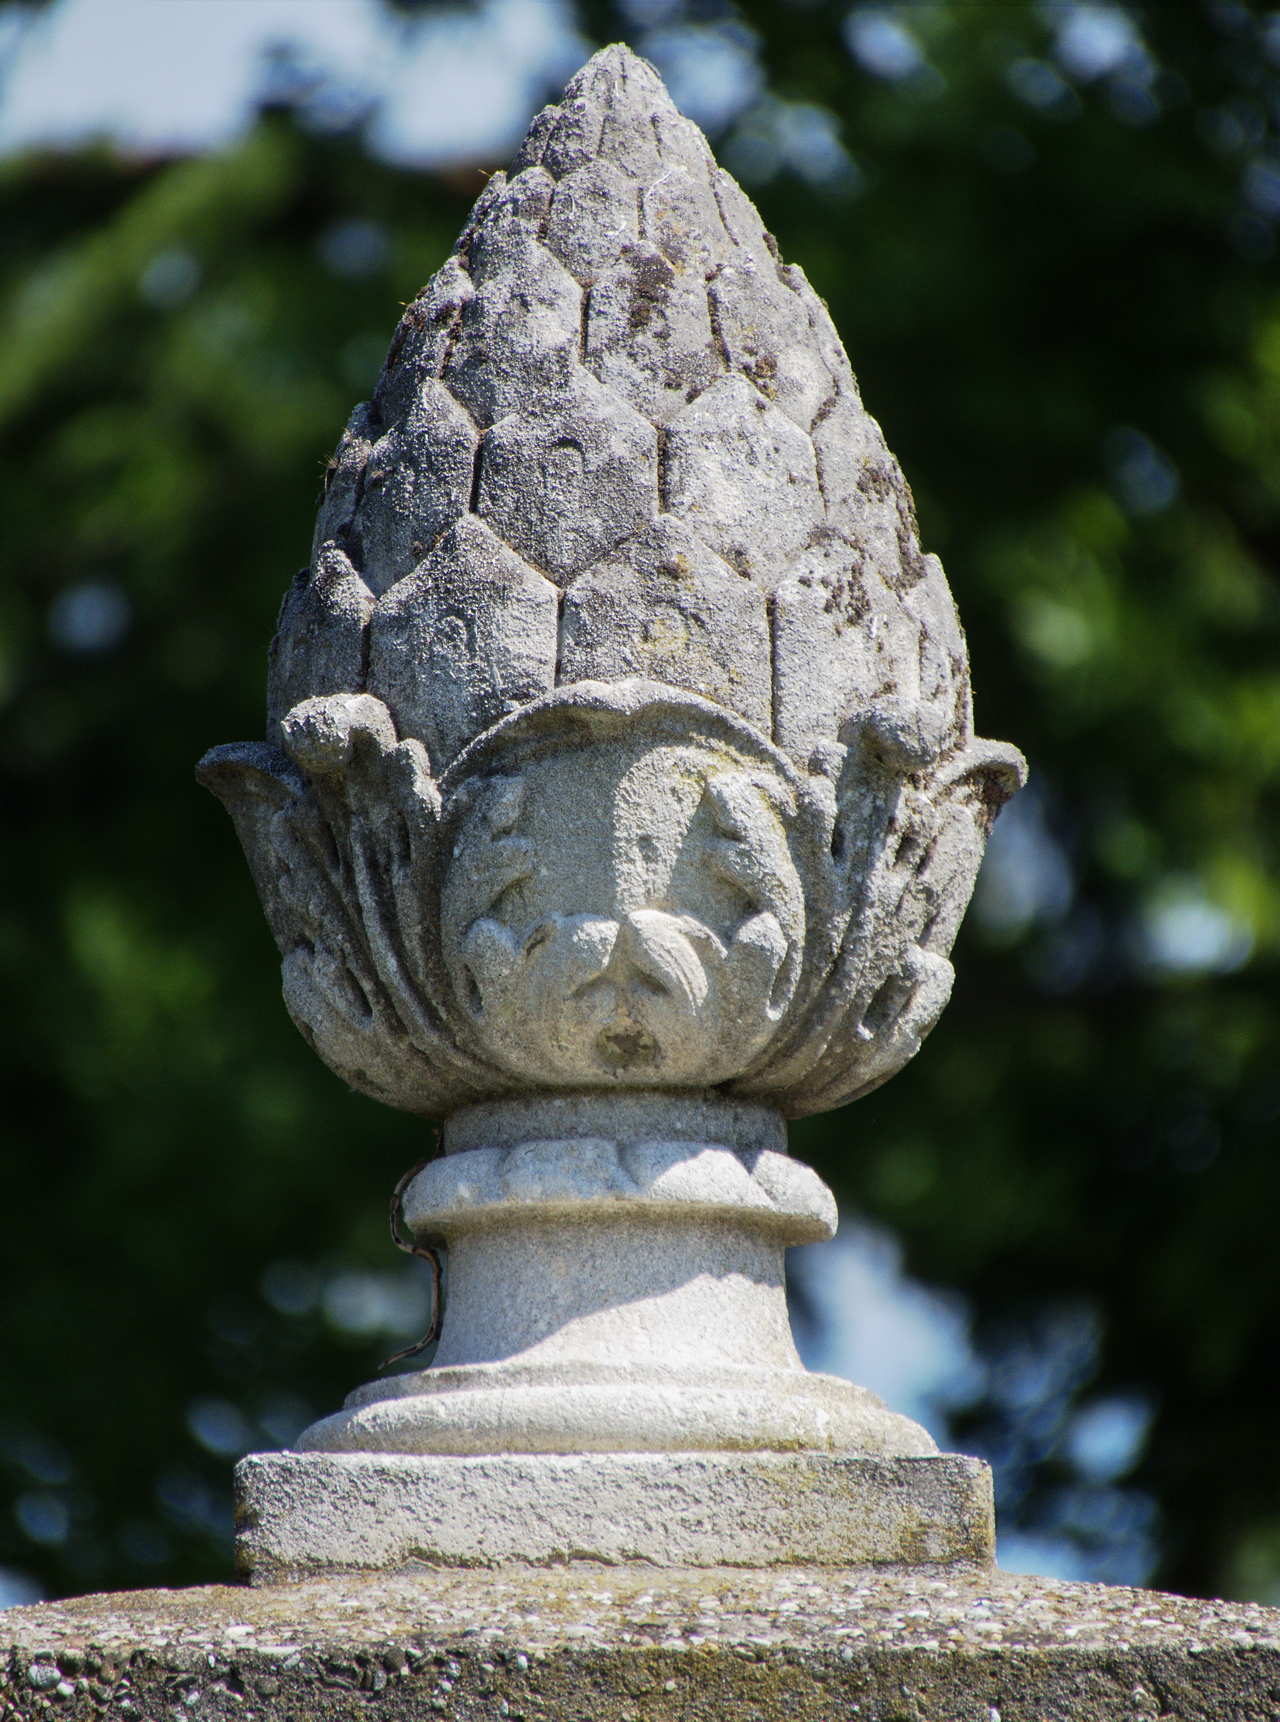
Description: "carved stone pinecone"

(269, 44), (970, 781)
(201, 45), (1024, 1121)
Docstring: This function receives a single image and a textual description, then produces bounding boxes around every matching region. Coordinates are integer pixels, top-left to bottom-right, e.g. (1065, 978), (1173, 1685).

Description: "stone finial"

(198, 44), (1023, 1576)
(200, 43), (1023, 1124)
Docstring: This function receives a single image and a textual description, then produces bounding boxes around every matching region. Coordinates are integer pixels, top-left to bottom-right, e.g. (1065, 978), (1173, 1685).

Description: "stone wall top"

(5, 1565), (1280, 1720)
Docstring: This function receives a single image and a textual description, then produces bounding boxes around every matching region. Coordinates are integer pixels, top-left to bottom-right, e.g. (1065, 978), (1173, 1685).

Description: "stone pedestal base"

(234, 1450), (995, 1582)
(294, 1094), (938, 1466)
(297, 1361), (935, 1460)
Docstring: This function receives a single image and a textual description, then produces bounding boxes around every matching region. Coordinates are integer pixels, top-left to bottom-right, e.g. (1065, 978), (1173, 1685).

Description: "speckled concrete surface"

(6, 1562), (1280, 1720)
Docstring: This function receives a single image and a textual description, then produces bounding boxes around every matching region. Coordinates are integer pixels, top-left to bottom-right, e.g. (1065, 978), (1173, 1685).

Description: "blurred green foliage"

(1, 0), (1278, 1603)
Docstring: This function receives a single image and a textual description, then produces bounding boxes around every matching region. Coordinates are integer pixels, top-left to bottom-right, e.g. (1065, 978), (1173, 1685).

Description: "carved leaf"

(198, 696), (497, 1116)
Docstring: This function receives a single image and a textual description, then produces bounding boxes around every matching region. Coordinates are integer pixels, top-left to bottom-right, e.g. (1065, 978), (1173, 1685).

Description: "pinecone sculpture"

(199, 44), (1023, 1121)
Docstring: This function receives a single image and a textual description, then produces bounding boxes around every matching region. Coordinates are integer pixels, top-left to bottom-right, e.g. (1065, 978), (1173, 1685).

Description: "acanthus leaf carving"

(199, 694), (495, 1116)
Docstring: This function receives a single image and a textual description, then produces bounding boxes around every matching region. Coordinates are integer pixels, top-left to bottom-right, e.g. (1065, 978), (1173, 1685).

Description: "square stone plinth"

(234, 1450), (994, 1581)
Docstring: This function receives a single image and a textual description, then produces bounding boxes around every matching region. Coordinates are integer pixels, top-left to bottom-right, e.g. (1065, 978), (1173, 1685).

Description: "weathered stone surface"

(508, 101), (557, 174)
(559, 516), (770, 725)
(235, 1452), (990, 1578)
(235, 41), (1022, 1134)
(663, 373), (823, 580)
(640, 152), (731, 277)
(710, 264), (834, 432)
(297, 1363), (935, 1466)
(542, 47), (669, 185)
(445, 1088), (789, 1157)
(771, 541), (966, 772)
(585, 241), (720, 424)
(408, 1134), (833, 1234)
(465, 166), (556, 282)
(367, 515), (558, 767)
(477, 373), (659, 581)
(770, 560), (865, 770)
(298, 1363), (944, 1460)
(263, 1089), (923, 1467)
(352, 380), (478, 598)
(308, 402), (373, 562)
(438, 693), (809, 1092)
(10, 1565), (1280, 1722)
(283, 1088), (939, 1473)
(372, 254), (473, 427)
(449, 170), (508, 258)
(266, 546), (372, 741)
(544, 160), (639, 283)
(811, 386), (924, 591)
(784, 257), (859, 395)
(442, 230), (581, 429)
(712, 158), (780, 267)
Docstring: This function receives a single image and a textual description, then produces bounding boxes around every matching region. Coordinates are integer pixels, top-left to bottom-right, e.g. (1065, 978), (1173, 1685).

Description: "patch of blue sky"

(0, 0), (583, 165)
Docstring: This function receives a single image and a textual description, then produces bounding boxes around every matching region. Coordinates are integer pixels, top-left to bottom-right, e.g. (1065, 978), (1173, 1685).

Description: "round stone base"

(296, 1361), (936, 1458)
(235, 1449), (995, 1580)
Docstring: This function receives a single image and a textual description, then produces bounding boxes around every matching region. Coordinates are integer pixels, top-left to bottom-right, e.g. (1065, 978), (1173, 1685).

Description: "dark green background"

(2, 0), (1278, 1603)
